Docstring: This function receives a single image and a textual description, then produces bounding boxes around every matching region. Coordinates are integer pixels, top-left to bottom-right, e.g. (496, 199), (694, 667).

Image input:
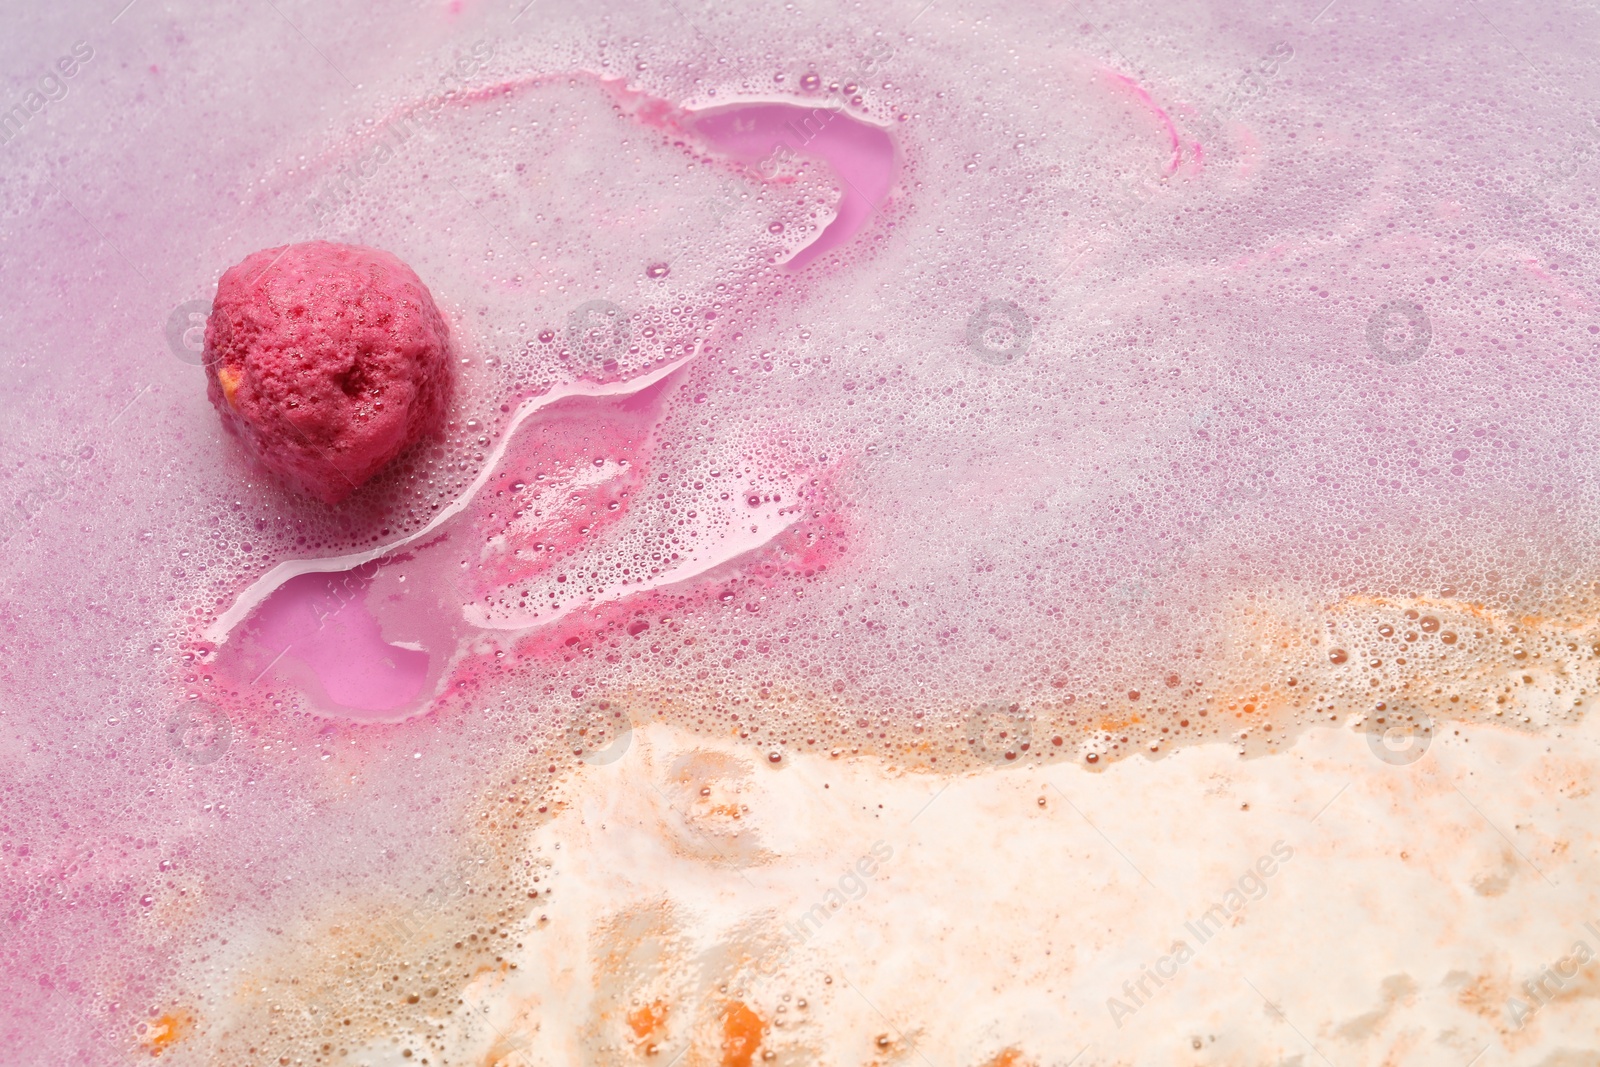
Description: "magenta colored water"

(693, 103), (896, 268)
(242, 568), (429, 715)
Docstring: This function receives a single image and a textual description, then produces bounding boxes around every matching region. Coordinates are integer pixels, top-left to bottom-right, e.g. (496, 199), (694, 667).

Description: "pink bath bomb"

(204, 241), (452, 504)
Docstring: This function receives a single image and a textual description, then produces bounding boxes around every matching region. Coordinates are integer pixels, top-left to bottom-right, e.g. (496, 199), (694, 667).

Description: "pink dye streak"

(277, 74), (897, 273)
(1105, 69), (1189, 177)
(206, 81), (891, 723)
(691, 103), (897, 269)
(209, 356), (842, 723)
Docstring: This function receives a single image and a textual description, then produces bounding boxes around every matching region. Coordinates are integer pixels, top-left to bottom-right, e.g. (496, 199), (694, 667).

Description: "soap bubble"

(566, 299), (631, 369)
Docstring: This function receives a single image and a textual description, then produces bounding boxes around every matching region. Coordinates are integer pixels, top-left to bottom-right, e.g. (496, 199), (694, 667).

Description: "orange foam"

(139, 1010), (192, 1056)
(983, 1051), (1034, 1067)
(628, 999), (668, 1040)
(721, 1000), (765, 1067)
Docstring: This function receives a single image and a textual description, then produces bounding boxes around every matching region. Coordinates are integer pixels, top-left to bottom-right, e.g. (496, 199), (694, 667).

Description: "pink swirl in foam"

(204, 86), (890, 723)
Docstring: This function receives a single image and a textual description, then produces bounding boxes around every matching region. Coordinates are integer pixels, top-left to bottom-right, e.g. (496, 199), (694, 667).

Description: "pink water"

(692, 102), (897, 268)
(3, 0), (1600, 1062)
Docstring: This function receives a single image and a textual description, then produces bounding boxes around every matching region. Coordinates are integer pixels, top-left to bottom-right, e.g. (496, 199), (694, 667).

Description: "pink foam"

(271, 78), (898, 274)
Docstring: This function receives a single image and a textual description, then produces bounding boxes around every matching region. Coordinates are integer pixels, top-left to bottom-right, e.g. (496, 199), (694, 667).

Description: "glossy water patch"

(691, 101), (896, 269)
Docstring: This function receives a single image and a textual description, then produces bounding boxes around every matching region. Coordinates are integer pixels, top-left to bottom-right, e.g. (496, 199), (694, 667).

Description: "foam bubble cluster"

(2, 0), (1598, 1061)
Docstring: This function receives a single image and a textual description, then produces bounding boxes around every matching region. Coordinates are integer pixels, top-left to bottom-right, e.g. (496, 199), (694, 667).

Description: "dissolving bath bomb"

(204, 241), (452, 504)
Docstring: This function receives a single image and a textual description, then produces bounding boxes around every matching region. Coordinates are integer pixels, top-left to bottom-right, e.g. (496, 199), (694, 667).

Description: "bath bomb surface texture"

(204, 241), (452, 504)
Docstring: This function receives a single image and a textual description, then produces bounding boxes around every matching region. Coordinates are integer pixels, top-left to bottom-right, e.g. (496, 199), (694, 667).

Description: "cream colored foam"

(307, 715), (1600, 1067)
